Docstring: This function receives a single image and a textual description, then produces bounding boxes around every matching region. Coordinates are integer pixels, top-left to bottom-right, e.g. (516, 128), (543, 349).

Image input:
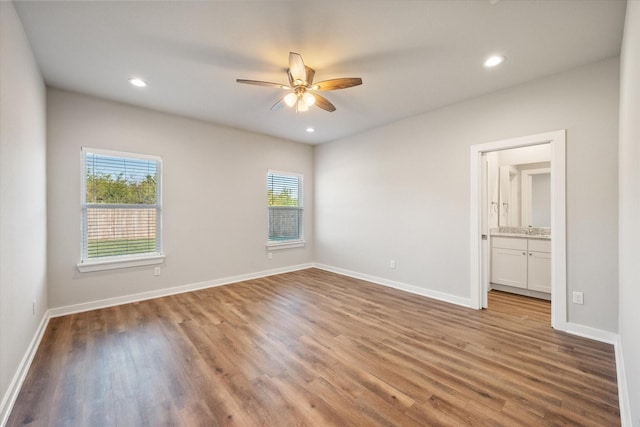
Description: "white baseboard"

(49, 263), (314, 318)
(0, 312), (50, 427)
(312, 263), (472, 308)
(564, 322), (618, 345)
(615, 335), (632, 427)
(563, 323), (632, 426)
(312, 265), (624, 349)
(309, 265), (620, 347)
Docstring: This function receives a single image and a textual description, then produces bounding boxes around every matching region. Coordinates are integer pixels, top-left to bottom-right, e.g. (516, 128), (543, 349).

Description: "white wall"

(498, 144), (551, 167)
(315, 57), (619, 332)
(47, 89), (314, 308)
(0, 1), (48, 419)
(618, 0), (640, 424)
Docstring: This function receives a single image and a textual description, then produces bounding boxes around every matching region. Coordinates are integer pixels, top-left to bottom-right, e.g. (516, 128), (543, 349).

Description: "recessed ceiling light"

(128, 77), (147, 87)
(483, 55), (505, 68)
(306, 127), (315, 133)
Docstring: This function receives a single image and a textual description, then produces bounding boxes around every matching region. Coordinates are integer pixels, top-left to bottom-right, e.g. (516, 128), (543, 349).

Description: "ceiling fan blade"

(305, 67), (315, 85)
(312, 94), (336, 112)
(271, 98), (286, 111)
(312, 77), (363, 91)
(236, 79), (290, 89)
(289, 52), (307, 85)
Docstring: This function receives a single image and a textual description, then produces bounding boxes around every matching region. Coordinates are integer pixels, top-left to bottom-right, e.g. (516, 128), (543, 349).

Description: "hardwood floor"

(7, 269), (619, 426)
(487, 290), (551, 324)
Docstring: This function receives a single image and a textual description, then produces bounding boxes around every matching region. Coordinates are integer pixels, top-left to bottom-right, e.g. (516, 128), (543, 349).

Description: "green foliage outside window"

(86, 173), (157, 205)
(267, 187), (298, 207)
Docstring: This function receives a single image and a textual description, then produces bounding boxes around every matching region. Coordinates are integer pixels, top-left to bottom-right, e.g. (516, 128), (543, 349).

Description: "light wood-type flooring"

(7, 268), (619, 426)
(487, 289), (551, 324)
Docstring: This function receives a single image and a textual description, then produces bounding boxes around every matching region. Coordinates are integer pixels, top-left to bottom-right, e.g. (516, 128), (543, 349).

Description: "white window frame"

(266, 170), (305, 250)
(77, 147), (165, 272)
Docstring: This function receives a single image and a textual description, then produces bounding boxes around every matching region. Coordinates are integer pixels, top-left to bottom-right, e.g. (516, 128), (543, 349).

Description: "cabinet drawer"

(528, 239), (551, 253)
(491, 237), (527, 250)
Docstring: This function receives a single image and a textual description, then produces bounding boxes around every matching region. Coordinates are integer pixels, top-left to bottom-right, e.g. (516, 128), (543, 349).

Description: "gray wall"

(618, 0), (640, 424)
(315, 57), (619, 333)
(0, 2), (48, 418)
(46, 89), (314, 308)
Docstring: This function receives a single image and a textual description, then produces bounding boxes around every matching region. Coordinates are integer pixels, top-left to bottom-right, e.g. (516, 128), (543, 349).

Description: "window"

(267, 170), (304, 248)
(78, 148), (163, 272)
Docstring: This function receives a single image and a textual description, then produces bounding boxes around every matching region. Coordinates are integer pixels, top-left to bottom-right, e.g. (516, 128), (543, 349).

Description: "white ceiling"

(13, 0), (626, 144)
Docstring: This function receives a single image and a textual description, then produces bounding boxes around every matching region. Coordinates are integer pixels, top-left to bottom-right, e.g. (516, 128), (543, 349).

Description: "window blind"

(267, 171), (303, 242)
(81, 149), (162, 260)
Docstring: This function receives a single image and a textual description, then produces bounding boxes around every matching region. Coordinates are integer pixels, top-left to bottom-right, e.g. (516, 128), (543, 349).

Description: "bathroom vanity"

(490, 228), (551, 299)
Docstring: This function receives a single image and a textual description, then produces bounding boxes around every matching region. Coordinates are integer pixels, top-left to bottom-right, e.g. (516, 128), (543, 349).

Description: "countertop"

(490, 227), (551, 240)
(490, 232), (551, 240)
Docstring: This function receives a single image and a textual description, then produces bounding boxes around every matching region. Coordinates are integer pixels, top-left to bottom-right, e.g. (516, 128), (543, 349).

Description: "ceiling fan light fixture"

(296, 99), (309, 112)
(284, 92), (298, 107)
(303, 92), (315, 107)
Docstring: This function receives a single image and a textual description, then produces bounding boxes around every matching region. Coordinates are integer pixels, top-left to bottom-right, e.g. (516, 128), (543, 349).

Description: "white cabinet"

(491, 238), (528, 289)
(527, 238), (552, 293)
(491, 236), (551, 294)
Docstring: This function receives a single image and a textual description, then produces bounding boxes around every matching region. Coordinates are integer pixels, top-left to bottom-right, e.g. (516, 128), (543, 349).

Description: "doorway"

(469, 130), (567, 331)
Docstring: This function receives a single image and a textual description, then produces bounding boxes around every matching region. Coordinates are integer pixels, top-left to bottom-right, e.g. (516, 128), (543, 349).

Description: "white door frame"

(469, 130), (567, 331)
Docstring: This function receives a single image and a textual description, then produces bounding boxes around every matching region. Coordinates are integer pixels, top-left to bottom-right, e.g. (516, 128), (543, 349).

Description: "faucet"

(528, 225), (533, 235)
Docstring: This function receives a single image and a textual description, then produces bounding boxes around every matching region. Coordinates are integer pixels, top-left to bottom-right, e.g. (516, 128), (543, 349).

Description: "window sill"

(266, 240), (306, 251)
(77, 254), (165, 273)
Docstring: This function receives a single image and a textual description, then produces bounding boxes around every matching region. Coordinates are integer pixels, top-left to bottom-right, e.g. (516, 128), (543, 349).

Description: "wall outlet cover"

(572, 291), (584, 304)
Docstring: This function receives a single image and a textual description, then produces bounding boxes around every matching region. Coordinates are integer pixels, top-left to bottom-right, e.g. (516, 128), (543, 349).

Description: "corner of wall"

(0, 312), (50, 427)
(0, 2), (49, 424)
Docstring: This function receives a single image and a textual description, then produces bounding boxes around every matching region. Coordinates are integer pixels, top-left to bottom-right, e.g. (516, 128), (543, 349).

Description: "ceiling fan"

(236, 52), (362, 113)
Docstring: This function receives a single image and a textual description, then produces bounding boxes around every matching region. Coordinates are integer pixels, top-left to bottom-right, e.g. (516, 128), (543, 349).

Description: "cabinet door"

(528, 250), (551, 293)
(491, 247), (527, 289)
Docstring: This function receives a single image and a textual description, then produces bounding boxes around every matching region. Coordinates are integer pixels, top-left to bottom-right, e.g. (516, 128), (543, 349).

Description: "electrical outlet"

(268, 252), (273, 260)
(390, 260), (396, 269)
(154, 267), (161, 276)
(32, 300), (36, 315)
(572, 291), (584, 305)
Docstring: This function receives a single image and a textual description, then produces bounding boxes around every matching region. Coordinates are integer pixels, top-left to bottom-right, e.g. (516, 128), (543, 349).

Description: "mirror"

(486, 144), (551, 229)
(522, 168), (551, 227)
(498, 163), (551, 227)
